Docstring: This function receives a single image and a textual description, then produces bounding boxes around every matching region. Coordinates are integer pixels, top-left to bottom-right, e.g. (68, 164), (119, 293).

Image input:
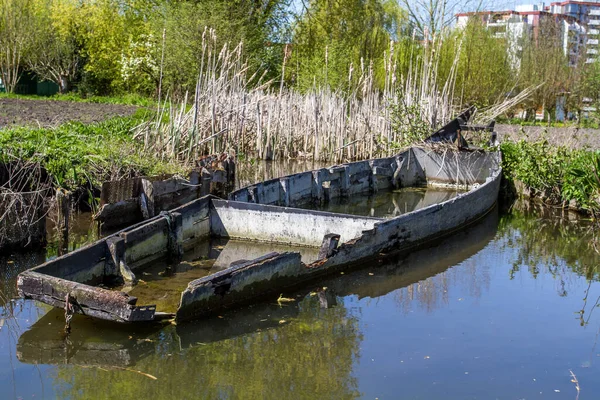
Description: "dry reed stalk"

(136, 29), (530, 165)
(0, 156), (51, 249)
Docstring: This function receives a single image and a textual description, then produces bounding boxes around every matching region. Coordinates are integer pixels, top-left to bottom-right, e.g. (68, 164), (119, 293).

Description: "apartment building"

(548, 1), (600, 62)
(456, 1), (600, 65)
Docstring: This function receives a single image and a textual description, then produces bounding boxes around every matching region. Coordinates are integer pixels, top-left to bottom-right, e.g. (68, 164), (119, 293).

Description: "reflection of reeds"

(136, 29), (463, 164)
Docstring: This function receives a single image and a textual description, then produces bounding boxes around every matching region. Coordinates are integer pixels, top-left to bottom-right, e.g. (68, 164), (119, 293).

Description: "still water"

(1, 168), (600, 399)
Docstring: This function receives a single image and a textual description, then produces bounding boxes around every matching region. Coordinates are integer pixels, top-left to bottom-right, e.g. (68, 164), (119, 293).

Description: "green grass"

(0, 92), (156, 107)
(0, 116), (183, 190)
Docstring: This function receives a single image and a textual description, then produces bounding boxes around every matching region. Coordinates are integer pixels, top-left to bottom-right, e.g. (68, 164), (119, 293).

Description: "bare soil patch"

(496, 124), (600, 149)
(0, 98), (138, 128)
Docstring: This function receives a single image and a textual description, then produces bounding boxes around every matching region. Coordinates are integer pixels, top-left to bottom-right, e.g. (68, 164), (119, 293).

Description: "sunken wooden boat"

(17, 111), (502, 324)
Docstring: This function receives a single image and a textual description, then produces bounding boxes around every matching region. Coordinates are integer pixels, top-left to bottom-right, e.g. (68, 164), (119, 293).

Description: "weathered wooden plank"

(152, 178), (189, 197)
(93, 199), (141, 228)
(17, 272), (155, 322)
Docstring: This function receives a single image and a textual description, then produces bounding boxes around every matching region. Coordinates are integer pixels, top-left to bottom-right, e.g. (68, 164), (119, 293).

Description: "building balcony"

(588, 48), (599, 54)
(589, 19), (600, 25)
(588, 39), (599, 45)
(589, 29), (600, 35)
(590, 9), (600, 16)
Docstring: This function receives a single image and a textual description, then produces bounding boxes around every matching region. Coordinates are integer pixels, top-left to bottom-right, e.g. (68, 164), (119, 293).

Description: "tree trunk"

(59, 75), (70, 93)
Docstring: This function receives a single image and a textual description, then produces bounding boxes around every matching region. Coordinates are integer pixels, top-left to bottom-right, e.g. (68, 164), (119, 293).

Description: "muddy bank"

(0, 98), (138, 128)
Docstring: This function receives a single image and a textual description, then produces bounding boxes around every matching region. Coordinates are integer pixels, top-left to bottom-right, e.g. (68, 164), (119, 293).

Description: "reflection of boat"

(16, 206), (498, 366)
(177, 207), (499, 348)
(16, 309), (162, 367)
(323, 206), (499, 300)
(17, 111), (501, 324)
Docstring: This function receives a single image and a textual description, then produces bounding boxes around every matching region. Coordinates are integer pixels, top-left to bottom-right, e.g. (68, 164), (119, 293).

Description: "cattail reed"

(135, 29), (496, 164)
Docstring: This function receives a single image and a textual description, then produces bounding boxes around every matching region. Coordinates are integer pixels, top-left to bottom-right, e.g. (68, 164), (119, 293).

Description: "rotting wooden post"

(225, 156), (236, 192)
(210, 169), (228, 198)
(56, 189), (70, 255)
(165, 211), (184, 263)
(248, 186), (258, 203)
(107, 237), (136, 284)
(189, 170), (202, 198)
(339, 166), (350, 198)
(312, 169), (325, 205)
(139, 179), (155, 220)
(393, 156), (405, 189)
(317, 287), (337, 309)
(200, 167), (212, 197)
(317, 233), (340, 260)
(280, 177), (291, 207)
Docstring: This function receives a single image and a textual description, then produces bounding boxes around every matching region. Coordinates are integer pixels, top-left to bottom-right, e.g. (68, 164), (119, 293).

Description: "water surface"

(304, 186), (463, 218)
(1, 202), (600, 399)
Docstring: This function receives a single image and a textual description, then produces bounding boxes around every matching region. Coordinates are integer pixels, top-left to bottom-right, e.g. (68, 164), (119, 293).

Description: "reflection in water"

(303, 187), (464, 218)
(499, 203), (597, 284)
(17, 309), (162, 367)
(45, 211), (101, 259)
(41, 298), (362, 399)
(5, 194), (600, 398)
(116, 237), (321, 313)
(322, 208), (498, 310)
(0, 251), (45, 305)
(16, 208), (499, 399)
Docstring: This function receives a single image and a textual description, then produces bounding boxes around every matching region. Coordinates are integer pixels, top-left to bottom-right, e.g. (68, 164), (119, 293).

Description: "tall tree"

(0, 0), (35, 93)
(27, 0), (83, 93)
(400, 0), (484, 36)
(451, 18), (514, 108)
(157, 0), (290, 96)
(519, 17), (573, 115)
(291, 0), (406, 90)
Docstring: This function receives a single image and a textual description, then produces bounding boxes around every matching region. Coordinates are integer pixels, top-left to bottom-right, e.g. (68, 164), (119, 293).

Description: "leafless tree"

(400, 0), (505, 36)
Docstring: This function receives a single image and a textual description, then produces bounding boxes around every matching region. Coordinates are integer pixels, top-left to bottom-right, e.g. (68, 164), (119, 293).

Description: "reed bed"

(135, 29), (463, 164)
(136, 28), (535, 165)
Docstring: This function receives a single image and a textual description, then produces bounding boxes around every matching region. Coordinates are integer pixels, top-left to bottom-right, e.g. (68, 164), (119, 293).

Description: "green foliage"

(501, 139), (566, 198)
(26, 0), (82, 93)
(388, 99), (430, 148)
(290, 0), (406, 91)
(0, 92), (155, 106)
(450, 19), (514, 108)
(501, 139), (600, 214)
(0, 0), (36, 93)
(159, 0), (289, 95)
(0, 116), (181, 190)
(563, 151), (600, 213)
(518, 17), (574, 114)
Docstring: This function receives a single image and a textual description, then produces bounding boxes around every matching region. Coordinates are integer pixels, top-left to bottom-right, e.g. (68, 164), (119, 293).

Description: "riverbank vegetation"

(0, 116), (183, 191)
(501, 140), (600, 215)
(1, 0), (600, 219)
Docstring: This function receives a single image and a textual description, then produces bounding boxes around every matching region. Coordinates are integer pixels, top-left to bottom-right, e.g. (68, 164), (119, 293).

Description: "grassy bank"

(0, 93), (155, 107)
(500, 140), (600, 215)
(0, 115), (183, 192)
